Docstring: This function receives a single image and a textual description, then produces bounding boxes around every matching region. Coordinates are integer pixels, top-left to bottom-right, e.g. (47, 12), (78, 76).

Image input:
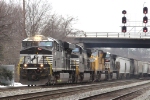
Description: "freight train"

(18, 35), (150, 86)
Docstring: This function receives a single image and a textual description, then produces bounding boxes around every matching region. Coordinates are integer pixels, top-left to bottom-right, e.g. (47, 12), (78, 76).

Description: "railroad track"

(0, 79), (139, 92)
(0, 85), (45, 92)
(80, 82), (150, 100)
(0, 80), (142, 100)
(111, 90), (141, 100)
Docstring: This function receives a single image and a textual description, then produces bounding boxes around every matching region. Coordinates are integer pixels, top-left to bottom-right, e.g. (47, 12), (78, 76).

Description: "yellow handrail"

(17, 57), (24, 76)
(46, 57), (52, 76)
(75, 60), (79, 76)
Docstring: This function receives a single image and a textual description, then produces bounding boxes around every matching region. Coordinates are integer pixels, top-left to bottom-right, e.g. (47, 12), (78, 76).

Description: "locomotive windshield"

(39, 41), (53, 46)
(22, 41), (53, 49)
(106, 54), (110, 58)
(72, 48), (79, 52)
(106, 52), (111, 58)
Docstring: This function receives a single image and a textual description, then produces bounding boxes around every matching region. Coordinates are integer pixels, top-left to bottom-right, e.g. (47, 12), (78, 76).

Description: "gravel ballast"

(0, 80), (150, 99)
(132, 89), (150, 100)
(51, 80), (150, 100)
(0, 82), (119, 97)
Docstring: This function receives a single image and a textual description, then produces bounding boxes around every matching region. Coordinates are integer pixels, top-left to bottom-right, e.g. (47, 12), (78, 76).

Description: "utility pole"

(23, 0), (27, 37)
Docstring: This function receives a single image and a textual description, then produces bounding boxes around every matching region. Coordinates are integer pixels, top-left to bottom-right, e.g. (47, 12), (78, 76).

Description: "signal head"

(143, 7), (148, 14)
(122, 17), (126, 24)
(122, 10), (127, 14)
(122, 26), (127, 33)
(143, 16), (148, 23)
(143, 27), (148, 33)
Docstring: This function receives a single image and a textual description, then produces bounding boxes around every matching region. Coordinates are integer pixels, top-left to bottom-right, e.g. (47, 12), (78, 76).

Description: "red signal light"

(143, 7), (148, 14)
(122, 17), (126, 24)
(122, 26), (127, 33)
(143, 16), (148, 23)
(143, 27), (148, 33)
(122, 10), (127, 14)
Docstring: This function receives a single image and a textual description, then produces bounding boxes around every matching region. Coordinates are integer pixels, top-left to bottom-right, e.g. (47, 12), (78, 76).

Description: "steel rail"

(80, 82), (150, 100)
(0, 80), (138, 100)
(111, 90), (139, 100)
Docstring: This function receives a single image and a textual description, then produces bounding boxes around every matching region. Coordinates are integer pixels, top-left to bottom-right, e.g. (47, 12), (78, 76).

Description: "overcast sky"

(48, 0), (150, 32)
(8, 0), (150, 32)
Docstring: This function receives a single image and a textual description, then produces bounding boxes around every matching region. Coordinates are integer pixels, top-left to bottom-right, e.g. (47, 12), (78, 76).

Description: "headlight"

(40, 64), (43, 67)
(24, 64), (27, 67)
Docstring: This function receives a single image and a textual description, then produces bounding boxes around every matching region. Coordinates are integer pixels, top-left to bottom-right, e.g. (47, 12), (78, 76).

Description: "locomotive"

(18, 35), (150, 86)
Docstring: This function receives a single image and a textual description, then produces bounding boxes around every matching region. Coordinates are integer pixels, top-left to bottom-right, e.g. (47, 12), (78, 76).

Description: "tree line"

(0, 0), (80, 65)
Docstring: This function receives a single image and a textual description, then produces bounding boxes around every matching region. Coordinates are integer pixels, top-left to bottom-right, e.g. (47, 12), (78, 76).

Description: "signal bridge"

(67, 7), (150, 48)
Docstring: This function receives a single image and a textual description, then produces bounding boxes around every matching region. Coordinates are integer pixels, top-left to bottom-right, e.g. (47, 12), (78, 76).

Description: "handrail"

(17, 57), (24, 76)
(46, 57), (52, 76)
(67, 32), (150, 39)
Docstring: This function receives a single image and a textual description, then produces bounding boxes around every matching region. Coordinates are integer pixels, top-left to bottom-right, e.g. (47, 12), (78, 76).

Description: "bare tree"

(0, 0), (13, 62)
(25, 0), (79, 41)
(0, 0), (13, 41)
(41, 15), (77, 39)
(0, 0), (24, 64)
(25, 0), (52, 36)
